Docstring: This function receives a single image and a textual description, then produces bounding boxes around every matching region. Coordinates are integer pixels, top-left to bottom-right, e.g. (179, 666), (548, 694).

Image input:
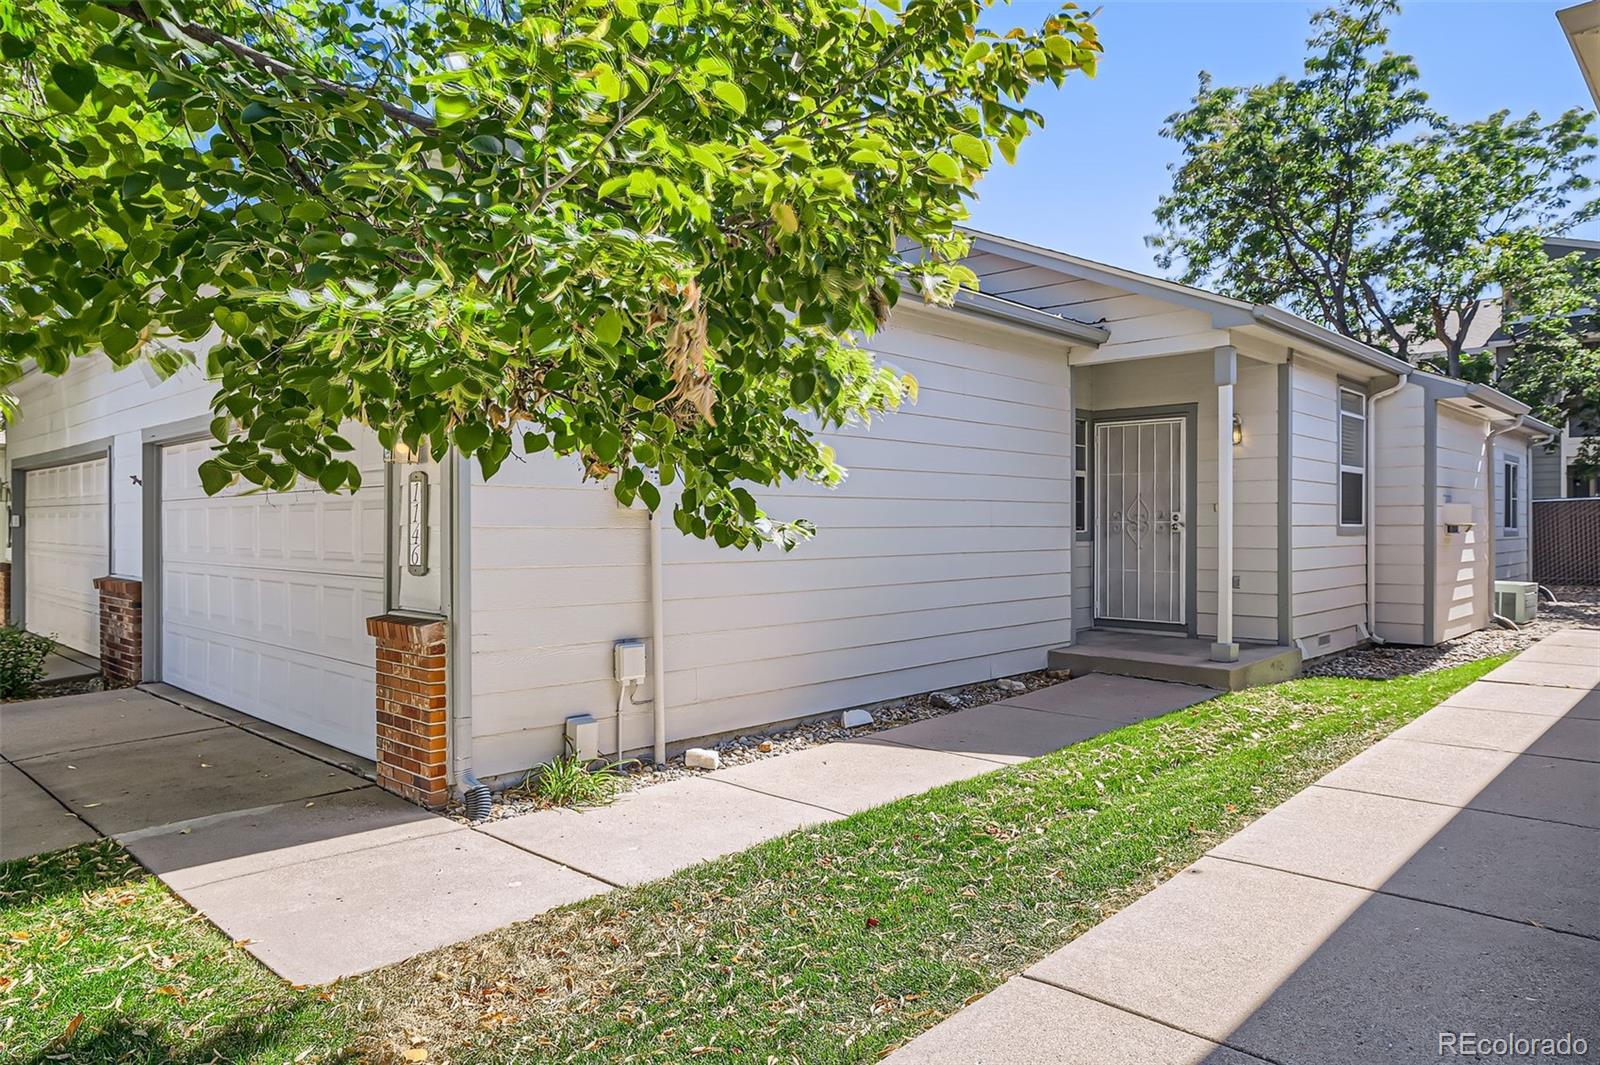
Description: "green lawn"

(0, 841), (352, 1064)
(1, 658), (1503, 1064)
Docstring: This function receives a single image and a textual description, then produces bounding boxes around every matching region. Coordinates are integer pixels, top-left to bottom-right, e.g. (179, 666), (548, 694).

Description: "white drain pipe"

(648, 509), (668, 768)
(1484, 415), (1524, 631)
(1363, 373), (1409, 644)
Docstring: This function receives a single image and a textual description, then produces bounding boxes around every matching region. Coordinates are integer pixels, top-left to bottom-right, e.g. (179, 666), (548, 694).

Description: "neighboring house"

(1436, 237), (1600, 501)
(1534, 415), (1600, 500)
(3, 229), (1551, 809)
(1526, 237), (1600, 499)
(1396, 238), (1598, 502)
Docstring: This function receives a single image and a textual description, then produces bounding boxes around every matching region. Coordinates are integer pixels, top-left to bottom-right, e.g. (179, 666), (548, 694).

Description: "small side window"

(1074, 419), (1089, 534)
(1503, 460), (1520, 532)
(1337, 388), (1367, 527)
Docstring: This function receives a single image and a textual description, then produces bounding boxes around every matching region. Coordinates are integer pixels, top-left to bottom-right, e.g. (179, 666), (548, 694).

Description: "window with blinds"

(1074, 418), (1089, 534)
(1338, 387), (1366, 528)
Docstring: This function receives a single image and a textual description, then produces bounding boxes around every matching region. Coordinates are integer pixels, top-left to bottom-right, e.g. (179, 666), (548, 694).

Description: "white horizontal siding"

(1372, 382), (1425, 643)
(1290, 359), (1366, 654)
(467, 307), (1076, 778)
(10, 350), (216, 578)
(1493, 440), (1532, 580)
(1434, 407), (1490, 640)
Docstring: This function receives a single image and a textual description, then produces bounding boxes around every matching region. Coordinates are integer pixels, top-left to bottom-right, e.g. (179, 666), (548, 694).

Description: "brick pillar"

(93, 576), (142, 687)
(366, 613), (449, 809)
(0, 561), (10, 626)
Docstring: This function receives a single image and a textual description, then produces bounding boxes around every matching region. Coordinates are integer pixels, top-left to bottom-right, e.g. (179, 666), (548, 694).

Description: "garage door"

(159, 436), (386, 758)
(24, 456), (109, 656)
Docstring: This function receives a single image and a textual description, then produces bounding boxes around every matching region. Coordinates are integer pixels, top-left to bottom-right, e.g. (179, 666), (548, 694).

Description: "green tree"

(0, 0), (1099, 548)
(1149, 0), (1596, 428)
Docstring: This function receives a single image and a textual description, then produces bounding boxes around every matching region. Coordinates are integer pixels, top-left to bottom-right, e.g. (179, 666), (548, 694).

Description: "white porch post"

(1212, 346), (1240, 663)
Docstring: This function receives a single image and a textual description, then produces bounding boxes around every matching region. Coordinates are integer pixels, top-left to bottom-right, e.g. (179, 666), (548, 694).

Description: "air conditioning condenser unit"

(1494, 581), (1539, 625)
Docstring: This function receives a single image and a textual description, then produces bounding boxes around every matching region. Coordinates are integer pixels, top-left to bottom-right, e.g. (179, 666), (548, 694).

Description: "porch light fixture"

(1231, 414), (1244, 447)
(385, 439), (429, 464)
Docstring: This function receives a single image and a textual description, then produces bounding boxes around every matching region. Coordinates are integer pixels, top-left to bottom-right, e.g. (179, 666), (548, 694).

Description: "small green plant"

(0, 625), (55, 699)
(531, 752), (622, 809)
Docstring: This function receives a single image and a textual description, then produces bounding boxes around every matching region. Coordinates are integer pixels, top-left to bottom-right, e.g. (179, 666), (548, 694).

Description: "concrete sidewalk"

(3, 674), (1212, 984)
(477, 673), (1213, 887)
(885, 629), (1600, 1065)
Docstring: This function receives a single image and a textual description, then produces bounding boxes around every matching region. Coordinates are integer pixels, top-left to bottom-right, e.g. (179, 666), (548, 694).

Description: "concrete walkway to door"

(1, 673), (1213, 985)
(884, 628), (1600, 1065)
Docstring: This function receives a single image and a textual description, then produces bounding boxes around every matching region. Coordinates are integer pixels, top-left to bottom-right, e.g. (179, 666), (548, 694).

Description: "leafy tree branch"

(0, 0), (1100, 548)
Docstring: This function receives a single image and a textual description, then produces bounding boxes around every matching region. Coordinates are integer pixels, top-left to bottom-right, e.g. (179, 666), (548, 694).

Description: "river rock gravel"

(1301, 584), (1599, 680)
(457, 669), (1069, 823)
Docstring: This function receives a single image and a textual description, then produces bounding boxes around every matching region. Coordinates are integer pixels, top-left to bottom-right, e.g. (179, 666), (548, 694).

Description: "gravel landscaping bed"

(456, 669), (1069, 823)
(1302, 584), (1600, 680)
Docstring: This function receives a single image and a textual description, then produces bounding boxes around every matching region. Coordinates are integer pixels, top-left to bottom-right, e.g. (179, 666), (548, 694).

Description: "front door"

(1095, 417), (1186, 626)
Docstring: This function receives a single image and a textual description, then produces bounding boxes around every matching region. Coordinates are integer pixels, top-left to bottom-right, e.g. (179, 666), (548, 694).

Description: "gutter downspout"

(1484, 415), (1524, 630)
(1530, 430), (1558, 605)
(648, 510), (668, 769)
(1363, 373), (1409, 644)
(450, 451), (476, 789)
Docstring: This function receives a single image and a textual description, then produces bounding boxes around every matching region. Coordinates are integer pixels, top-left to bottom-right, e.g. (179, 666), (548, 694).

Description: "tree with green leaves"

(0, 0), (1099, 547)
(1149, 0), (1597, 431)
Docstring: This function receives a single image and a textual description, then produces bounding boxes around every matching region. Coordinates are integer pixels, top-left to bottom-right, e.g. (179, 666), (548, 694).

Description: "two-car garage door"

(159, 437), (386, 759)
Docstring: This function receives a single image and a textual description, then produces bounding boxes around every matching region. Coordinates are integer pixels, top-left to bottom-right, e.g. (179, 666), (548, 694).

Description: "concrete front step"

(1048, 631), (1302, 691)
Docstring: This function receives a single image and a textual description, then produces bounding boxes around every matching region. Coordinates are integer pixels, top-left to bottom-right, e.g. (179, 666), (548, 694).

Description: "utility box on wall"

(1441, 502), (1474, 534)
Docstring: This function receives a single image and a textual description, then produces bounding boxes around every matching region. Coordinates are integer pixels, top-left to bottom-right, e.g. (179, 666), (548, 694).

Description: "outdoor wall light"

(385, 439), (430, 464)
(1232, 414), (1244, 447)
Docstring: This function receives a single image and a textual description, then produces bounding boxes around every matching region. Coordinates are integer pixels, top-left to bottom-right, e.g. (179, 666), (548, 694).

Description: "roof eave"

(949, 288), (1108, 345)
(963, 228), (1412, 376)
(1250, 306), (1412, 376)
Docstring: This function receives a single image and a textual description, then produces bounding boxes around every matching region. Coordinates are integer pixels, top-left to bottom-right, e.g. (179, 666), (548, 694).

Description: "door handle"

(1170, 512), (1184, 530)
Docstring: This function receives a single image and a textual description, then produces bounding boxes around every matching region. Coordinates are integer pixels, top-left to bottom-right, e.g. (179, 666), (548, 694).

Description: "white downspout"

(1484, 415), (1524, 630)
(1530, 431), (1557, 604)
(1363, 373), (1409, 644)
(648, 510), (668, 768)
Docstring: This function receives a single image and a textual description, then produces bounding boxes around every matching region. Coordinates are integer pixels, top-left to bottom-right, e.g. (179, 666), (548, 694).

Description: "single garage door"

(159, 436), (386, 758)
(24, 456), (109, 656)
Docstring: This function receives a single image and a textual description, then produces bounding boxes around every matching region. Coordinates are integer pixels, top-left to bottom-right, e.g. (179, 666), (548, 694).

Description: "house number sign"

(406, 470), (429, 576)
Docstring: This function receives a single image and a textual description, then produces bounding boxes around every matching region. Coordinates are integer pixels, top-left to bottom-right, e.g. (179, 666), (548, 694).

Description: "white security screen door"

(1094, 417), (1186, 625)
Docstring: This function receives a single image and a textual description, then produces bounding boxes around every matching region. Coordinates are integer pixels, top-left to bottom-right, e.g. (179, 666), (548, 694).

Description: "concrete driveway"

(1, 687), (607, 983)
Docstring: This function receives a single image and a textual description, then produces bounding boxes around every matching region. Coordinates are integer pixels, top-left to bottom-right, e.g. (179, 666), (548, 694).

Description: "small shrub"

(532, 752), (621, 809)
(0, 626), (55, 699)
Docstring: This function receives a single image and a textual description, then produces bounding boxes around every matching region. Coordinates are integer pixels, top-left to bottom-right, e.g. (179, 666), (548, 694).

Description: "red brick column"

(0, 561), (10, 626)
(366, 613), (449, 809)
(93, 576), (142, 687)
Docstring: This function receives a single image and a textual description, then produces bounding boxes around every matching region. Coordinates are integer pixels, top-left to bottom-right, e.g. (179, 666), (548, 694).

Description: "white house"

(4, 229), (1552, 807)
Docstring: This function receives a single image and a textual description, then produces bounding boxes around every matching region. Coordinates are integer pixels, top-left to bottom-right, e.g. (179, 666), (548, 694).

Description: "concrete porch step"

(1048, 631), (1302, 691)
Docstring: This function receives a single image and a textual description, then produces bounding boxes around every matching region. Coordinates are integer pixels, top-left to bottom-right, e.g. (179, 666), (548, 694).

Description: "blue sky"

(967, 1), (1598, 272)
